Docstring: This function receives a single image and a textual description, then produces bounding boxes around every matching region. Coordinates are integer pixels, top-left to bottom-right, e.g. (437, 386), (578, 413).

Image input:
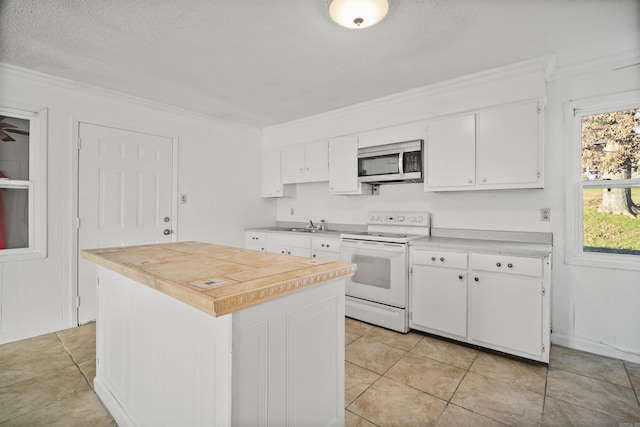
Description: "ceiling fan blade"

(0, 131), (16, 142)
(6, 129), (29, 136)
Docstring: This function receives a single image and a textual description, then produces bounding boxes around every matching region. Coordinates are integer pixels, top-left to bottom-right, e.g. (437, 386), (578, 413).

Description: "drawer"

(470, 253), (542, 277)
(411, 249), (468, 269)
(312, 237), (341, 252)
(245, 232), (265, 244)
(268, 234), (311, 249)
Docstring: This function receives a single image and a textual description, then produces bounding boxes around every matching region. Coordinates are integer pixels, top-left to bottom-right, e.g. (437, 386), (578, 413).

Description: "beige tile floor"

(345, 318), (640, 426)
(1, 319), (639, 426)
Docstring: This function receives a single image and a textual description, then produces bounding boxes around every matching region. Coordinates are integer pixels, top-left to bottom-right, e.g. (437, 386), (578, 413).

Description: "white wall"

(263, 52), (640, 363)
(546, 58), (640, 363)
(0, 65), (276, 344)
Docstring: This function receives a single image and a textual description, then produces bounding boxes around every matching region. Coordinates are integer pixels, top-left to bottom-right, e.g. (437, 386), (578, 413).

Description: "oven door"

(340, 239), (408, 308)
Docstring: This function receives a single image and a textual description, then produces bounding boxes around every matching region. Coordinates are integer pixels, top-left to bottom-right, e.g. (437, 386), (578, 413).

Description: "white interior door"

(77, 123), (175, 324)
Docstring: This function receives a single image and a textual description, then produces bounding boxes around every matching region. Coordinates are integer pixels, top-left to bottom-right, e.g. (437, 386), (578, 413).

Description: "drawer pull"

(508, 263), (513, 268)
(474, 277), (479, 282)
(440, 257), (445, 262)
(496, 262), (501, 267)
(431, 257), (436, 261)
(458, 275), (464, 280)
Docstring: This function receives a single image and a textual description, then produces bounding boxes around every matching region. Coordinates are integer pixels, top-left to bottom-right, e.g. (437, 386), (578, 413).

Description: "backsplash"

(276, 181), (552, 232)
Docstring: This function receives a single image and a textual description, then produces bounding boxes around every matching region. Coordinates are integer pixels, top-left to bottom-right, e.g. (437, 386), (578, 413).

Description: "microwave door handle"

(398, 151), (404, 176)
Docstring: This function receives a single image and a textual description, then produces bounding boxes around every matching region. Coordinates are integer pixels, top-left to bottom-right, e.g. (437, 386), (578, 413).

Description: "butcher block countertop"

(81, 241), (356, 317)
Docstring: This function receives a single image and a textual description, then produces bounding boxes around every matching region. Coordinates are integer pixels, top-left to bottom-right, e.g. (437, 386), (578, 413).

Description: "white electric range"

(340, 212), (431, 332)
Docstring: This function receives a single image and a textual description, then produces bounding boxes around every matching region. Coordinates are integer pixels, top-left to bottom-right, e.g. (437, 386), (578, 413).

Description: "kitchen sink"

(287, 228), (320, 233)
(266, 227), (323, 233)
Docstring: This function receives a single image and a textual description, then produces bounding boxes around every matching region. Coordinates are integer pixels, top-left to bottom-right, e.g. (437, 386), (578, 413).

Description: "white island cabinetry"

(83, 242), (354, 427)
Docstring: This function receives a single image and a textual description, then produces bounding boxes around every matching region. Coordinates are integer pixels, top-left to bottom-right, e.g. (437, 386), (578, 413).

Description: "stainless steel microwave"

(357, 140), (423, 184)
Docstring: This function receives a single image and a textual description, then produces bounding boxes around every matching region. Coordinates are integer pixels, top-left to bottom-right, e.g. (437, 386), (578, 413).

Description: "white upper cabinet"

(281, 139), (329, 184)
(425, 100), (543, 192)
(261, 148), (295, 198)
(328, 135), (372, 195)
(425, 114), (476, 189)
(476, 101), (542, 188)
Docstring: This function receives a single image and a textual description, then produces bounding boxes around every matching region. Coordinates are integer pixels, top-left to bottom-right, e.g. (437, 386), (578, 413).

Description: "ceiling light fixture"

(329, 0), (389, 29)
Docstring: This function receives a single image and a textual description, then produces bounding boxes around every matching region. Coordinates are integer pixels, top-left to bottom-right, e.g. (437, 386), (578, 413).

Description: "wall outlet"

(540, 208), (551, 221)
(290, 208), (295, 216)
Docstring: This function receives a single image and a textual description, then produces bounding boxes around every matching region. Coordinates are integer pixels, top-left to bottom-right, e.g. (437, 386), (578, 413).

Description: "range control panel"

(367, 211), (431, 227)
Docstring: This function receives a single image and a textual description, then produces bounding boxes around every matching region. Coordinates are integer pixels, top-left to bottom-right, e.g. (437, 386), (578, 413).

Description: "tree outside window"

(580, 108), (640, 255)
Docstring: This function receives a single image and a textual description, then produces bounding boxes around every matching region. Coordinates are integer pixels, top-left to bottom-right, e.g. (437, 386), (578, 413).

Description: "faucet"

(319, 219), (326, 231)
(307, 219), (315, 229)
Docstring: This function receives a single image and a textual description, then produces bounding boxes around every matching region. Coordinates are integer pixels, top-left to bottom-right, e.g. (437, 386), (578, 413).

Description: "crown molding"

(264, 55), (554, 135)
(549, 48), (640, 82)
(0, 62), (262, 135)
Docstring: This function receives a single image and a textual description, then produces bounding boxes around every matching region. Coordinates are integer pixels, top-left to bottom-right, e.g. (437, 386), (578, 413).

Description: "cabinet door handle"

(496, 262), (501, 267)
(431, 257), (436, 261)
(458, 275), (464, 280)
(474, 277), (479, 282)
(440, 257), (445, 262)
(508, 263), (513, 268)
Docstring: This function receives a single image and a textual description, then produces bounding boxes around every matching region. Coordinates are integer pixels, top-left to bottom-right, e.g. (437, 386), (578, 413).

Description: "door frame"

(71, 116), (179, 326)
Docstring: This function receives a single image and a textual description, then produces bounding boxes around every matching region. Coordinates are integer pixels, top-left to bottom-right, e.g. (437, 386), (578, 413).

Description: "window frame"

(565, 90), (640, 271)
(0, 105), (48, 261)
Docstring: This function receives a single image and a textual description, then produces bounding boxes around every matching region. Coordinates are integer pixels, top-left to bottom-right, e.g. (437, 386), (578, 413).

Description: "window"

(568, 91), (640, 268)
(0, 106), (47, 260)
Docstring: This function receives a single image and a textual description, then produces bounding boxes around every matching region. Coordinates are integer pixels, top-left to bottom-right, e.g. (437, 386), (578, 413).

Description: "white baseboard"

(94, 377), (136, 427)
(551, 332), (640, 364)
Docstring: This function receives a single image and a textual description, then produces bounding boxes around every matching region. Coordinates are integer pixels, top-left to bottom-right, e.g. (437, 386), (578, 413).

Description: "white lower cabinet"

(265, 234), (311, 257)
(410, 249), (468, 338)
(311, 237), (341, 261)
(411, 265), (467, 338)
(245, 231), (342, 260)
(468, 272), (543, 357)
(409, 246), (550, 362)
(245, 231), (266, 251)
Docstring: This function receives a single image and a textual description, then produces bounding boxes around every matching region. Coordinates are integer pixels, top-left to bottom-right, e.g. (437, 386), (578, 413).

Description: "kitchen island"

(81, 241), (356, 427)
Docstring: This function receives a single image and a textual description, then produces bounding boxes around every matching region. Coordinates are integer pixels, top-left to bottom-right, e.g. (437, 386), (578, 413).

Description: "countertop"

(81, 241), (356, 317)
(410, 229), (552, 257)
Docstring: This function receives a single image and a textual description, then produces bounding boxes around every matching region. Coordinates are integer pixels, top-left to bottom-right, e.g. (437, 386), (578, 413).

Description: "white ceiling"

(1, 0), (638, 128)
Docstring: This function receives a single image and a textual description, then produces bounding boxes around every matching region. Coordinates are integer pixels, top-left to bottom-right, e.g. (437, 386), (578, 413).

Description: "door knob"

(164, 217), (170, 222)
(163, 229), (172, 235)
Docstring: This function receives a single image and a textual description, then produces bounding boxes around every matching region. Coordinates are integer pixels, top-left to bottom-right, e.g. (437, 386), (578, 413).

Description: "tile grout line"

(55, 332), (94, 390)
(623, 362), (640, 407)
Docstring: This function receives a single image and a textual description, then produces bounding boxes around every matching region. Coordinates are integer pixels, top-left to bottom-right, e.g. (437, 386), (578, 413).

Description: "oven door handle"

(341, 239), (406, 251)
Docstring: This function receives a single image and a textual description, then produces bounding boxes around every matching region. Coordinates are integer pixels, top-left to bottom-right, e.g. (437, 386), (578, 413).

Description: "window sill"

(566, 251), (640, 272)
(0, 248), (47, 262)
